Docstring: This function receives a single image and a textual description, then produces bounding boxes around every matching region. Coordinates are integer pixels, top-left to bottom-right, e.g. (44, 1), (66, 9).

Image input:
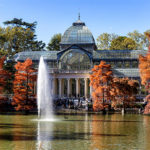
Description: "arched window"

(59, 49), (91, 70)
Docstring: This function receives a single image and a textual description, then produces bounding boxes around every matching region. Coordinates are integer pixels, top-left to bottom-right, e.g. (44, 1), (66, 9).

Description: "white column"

(53, 78), (57, 97)
(70, 79), (72, 97)
(76, 78), (80, 97)
(67, 78), (71, 97)
(84, 78), (88, 98)
(61, 79), (64, 97)
(50, 79), (53, 95)
(58, 78), (62, 98)
(90, 84), (93, 98)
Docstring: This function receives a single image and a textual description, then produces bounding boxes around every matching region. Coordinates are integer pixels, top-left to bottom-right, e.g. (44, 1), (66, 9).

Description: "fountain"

(37, 121), (53, 150)
(37, 56), (54, 120)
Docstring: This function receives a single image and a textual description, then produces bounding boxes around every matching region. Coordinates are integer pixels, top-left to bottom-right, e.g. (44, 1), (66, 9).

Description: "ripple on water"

(31, 118), (60, 122)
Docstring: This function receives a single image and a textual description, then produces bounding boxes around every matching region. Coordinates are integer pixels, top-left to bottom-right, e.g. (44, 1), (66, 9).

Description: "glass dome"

(59, 49), (91, 70)
(60, 19), (95, 45)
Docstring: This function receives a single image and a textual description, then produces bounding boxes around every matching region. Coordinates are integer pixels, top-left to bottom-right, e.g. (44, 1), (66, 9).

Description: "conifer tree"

(90, 61), (113, 112)
(110, 77), (139, 110)
(0, 56), (10, 105)
(139, 32), (150, 114)
(12, 58), (36, 111)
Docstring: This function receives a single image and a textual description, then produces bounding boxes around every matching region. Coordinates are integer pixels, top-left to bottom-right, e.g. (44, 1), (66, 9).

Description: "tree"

(0, 18), (45, 57)
(145, 31), (150, 52)
(90, 61), (113, 113)
(110, 77), (139, 111)
(3, 60), (16, 94)
(4, 18), (37, 31)
(47, 33), (61, 51)
(139, 32), (150, 114)
(0, 56), (10, 103)
(90, 61), (139, 113)
(12, 58), (36, 112)
(97, 33), (118, 50)
(139, 54), (150, 114)
(127, 30), (148, 50)
(110, 36), (137, 50)
(0, 49), (7, 56)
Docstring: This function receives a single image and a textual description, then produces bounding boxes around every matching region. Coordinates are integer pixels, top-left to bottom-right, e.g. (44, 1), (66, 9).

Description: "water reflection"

(143, 116), (150, 150)
(90, 114), (147, 150)
(0, 115), (37, 150)
(0, 115), (149, 150)
(37, 121), (53, 150)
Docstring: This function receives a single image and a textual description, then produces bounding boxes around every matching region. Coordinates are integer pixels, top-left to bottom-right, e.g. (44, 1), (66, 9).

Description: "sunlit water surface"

(0, 114), (150, 150)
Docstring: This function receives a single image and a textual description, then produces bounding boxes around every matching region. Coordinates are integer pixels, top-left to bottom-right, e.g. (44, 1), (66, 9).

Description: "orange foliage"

(111, 77), (139, 109)
(90, 61), (139, 111)
(90, 61), (113, 111)
(12, 58), (36, 111)
(139, 32), (150, 114)
(0, 56), (10, 102)
(144, 95), (150, 114)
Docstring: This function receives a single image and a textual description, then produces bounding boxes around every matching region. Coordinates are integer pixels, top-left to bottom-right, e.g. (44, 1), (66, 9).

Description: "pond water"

(0, 114), (150, 150)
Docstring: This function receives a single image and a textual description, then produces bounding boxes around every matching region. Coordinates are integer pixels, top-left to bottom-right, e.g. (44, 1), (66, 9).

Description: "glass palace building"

(14, 17), (147, 99)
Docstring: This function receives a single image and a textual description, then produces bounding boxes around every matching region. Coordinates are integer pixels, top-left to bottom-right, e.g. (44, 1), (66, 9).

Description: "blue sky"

(0, 0), (150, 45)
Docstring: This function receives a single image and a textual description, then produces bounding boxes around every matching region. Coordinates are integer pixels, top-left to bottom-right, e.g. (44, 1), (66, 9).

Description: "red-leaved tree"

(90, 61), (113, 112)
(0, 56), (10, 104)
(139, 32), (150, 114)
(110, 77), (139, 111)
(12, 58), (36, 111)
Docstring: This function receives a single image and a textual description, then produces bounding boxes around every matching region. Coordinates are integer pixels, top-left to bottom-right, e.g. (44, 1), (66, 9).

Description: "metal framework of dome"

(60, 16), (95, 45)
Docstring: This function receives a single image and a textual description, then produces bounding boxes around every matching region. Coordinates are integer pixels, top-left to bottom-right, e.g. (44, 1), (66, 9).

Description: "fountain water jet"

(37, 56), (54, 120)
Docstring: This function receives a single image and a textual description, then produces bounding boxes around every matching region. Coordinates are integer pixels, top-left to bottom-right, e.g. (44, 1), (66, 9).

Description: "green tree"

(144, 30), (150, 50)
(0, 18), (45, 57)
(127, 30), (148, 50)
(110, 36), (137, 50)
(47, 33), (61, 51)
(4, 18), (37, 31)
(97, 33), (118, 50)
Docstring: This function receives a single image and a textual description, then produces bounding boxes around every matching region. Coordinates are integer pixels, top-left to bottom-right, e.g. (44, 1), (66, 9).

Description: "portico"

(52, 76), (91, 99)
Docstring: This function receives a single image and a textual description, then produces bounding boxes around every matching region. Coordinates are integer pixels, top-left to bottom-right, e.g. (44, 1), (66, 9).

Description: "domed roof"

(60, 17), (95, 45)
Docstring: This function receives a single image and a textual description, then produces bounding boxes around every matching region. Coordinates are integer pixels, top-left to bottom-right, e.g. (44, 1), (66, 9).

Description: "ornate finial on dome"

(78, 12), (80, 20)
(72, 13), (85, 26)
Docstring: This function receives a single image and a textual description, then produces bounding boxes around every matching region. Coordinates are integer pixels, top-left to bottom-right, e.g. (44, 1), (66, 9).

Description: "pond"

(0, 114), (149, 150)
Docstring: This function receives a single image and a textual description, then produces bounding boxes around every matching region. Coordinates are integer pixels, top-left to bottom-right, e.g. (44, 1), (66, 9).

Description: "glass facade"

(61, 24), (95, 45)
(59, 49), (91, 70)
(93, 50), (147, 59)
(60, 19), (96, 51)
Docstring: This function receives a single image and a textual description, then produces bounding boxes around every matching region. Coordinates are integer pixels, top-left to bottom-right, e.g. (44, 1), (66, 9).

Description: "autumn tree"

(90, 61), (139, 113)
(3, 60), (16, 94)
(0, 56), (10, 106)
(90, 61), (113, 113)
(139, 32), (150, 114)
(110, 77), (139, 111)
(12, 58), (36, 112)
